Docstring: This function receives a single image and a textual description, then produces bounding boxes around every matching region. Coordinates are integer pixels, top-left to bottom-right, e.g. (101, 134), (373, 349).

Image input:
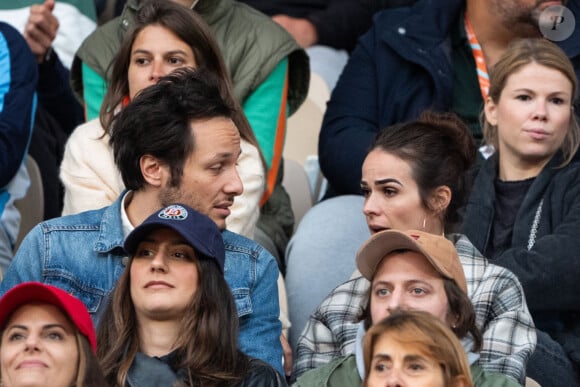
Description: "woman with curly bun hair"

(293, 111), (534, 385)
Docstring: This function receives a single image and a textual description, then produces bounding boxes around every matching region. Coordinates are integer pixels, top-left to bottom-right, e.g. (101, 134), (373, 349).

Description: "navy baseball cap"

(124, 204), (225, 274)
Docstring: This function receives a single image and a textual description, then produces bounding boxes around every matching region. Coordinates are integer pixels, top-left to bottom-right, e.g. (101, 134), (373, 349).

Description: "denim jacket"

(0, 196), (283, 374)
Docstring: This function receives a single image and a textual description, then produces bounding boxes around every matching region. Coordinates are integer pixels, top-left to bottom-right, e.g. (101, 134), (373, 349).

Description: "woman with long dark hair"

(97, 204), (286, 386)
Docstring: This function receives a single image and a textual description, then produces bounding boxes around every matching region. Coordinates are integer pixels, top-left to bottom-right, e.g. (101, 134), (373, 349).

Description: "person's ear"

(429, 185), (452, 215)
(484, 96), (498, 127)
(140, 155), (168, 188)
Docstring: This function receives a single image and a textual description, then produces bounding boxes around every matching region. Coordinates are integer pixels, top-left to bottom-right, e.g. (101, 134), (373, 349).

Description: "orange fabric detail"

(259, 72), (288, 206)
(122, 95), (131, 107)
(465, 14), (490, 101)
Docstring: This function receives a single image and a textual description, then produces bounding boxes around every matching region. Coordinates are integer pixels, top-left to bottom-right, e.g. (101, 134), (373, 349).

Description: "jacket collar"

(195, 0), (229, 24)
(481, 151), (565, 199)
(355, 322), (366, 379)
(93, 194), (126, 254)
(371, 0), (463, 113)
(127, 351), (185, 387)
(377, 0), (464, 50)
(125, 0), (228, 23)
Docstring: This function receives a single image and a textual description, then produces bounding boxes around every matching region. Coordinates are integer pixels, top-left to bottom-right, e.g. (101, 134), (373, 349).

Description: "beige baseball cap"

(356, 229), (467, 293)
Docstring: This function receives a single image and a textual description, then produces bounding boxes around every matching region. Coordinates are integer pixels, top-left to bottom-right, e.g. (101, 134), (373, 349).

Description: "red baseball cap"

(0, 282), (97, 352)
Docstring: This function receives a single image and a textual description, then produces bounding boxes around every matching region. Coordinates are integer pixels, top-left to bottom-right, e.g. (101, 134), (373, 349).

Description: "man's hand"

(272, 14), (317, 48)
(280, 333), (293, 376)
(24, 0), (59, 63)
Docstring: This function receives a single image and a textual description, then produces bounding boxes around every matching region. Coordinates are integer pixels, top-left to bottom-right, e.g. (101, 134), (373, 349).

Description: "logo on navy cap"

(158, 205), (188, 220)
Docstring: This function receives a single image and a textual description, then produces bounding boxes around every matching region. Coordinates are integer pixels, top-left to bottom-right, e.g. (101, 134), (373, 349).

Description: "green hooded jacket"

(293, 354), (522, 387)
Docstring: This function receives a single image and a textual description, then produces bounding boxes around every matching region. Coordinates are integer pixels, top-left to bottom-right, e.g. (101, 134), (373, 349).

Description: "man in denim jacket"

(0, 68), (284, 375)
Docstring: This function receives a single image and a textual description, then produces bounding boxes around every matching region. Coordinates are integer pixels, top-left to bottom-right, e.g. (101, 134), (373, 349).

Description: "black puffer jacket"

(238, 358), (288, 387)
(462, 153), (580, 366)
(126, 352), (287, 387)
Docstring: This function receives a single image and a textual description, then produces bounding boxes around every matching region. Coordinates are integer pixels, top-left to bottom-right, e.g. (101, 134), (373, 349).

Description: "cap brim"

(123, 221), (175, 255)
(123, 220), (219, 270)
(357, 231), (425, 279)
(356, 231), (456, 283)
(0, 283), (66, 328)
(0, 282), (97, 352)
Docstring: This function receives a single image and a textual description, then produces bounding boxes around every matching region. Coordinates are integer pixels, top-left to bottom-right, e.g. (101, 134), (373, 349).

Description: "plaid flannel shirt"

(294, 233), (536, 384)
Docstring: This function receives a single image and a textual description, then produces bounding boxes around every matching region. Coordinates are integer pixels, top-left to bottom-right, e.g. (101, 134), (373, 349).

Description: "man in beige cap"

(357, 229), (467, 293)
(294, 229), (521, 386)
(355, 229), (475, 346)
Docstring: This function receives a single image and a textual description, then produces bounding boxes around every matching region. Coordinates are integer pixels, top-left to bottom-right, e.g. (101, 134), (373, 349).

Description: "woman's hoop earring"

(422, 216), (427, 230)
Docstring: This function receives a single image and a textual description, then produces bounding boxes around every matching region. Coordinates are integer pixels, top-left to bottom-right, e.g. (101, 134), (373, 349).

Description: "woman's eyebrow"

(374, 178), (402, 185)
(373, 353), (392, 361)
(5, 324), (28, 331)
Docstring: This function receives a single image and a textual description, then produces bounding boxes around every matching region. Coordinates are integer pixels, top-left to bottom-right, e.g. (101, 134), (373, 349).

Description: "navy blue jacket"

(462, 154), (580, 365)
(0, 22), (37, 188)
(0, 22), (37, 266)
(240, 0), (374, 51)
(318, 0), (580, 197)
(37, 52), (83, 136)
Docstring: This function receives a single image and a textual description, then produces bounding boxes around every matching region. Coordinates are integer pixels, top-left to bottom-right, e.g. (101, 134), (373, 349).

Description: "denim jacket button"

(122, 256), (129, 266)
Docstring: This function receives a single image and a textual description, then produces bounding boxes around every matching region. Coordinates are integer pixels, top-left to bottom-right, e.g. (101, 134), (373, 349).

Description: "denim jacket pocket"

(43, 272), (107, 315)
(232, 287), (253, 317)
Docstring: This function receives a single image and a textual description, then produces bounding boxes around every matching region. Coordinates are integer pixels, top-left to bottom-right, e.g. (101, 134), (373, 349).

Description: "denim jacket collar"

(93, 194), (126, 254)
